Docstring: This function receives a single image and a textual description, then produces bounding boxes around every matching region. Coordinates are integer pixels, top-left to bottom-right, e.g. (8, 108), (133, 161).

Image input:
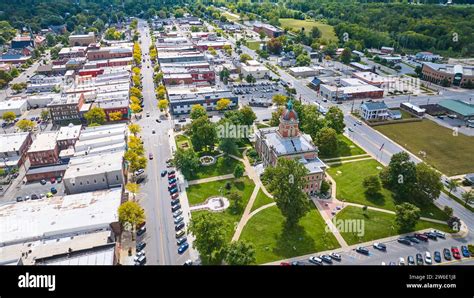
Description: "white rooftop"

(0, 188), (122, 246)
(28, 132), (58, 153)
(65, 151), (124, 179)
(0, 132), (30, 153)
(57, 123), (82, 141)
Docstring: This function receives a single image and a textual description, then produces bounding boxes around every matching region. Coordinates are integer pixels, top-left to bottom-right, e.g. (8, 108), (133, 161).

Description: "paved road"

(135, 20), (191, 265)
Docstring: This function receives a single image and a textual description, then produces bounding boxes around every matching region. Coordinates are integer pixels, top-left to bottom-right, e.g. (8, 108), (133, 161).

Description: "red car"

(451, 246), (461, 259)
(280, 262), (291, 266)
(171, 193), (179, 200)
(168, 174), (176, 180)
(50, 177), (56, 183)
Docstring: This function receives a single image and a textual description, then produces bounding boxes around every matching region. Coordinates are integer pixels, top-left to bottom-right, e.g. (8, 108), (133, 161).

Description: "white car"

(308, 256), (323, 265)
(398, 257), (405, 265)
(425, 252), (432, 264)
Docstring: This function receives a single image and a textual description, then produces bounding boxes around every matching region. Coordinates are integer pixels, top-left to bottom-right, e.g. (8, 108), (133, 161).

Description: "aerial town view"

(0, 1), (473, 293)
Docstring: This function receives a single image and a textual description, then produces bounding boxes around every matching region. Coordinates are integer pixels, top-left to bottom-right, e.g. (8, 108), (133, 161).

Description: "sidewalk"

(187, 173), (235, 186)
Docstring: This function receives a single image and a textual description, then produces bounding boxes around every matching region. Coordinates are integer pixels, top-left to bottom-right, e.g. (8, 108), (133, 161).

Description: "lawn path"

(187, 173), (235, 186)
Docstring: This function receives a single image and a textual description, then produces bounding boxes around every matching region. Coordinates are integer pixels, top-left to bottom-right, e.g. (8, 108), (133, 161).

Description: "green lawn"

(245, 40), (261, 51)
(222, 11), (240, 22)
(320, 134), (366, 159)
(250, 189), (274, 212)
(240, 204), (340, 264)
(327, 159), (449, 221)
(374, 120), (474, 176)
(335, 206), (453, 245)
(279, 18), (338, 42)
(191, 156), (242, 180)
(175, 134), (192, 150)
(191, 177), (255, 242)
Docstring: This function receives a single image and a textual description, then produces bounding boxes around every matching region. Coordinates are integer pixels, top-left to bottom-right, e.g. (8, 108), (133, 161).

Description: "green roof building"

(438, 99), (474, 120)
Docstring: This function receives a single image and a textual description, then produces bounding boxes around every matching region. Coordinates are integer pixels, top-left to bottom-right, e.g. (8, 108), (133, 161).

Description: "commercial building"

(289, 66), (324, 78)
(381, 46), (395, 54)
(0, 132), (32, 169)
(73, 123), (128, 157)
(255, 100), (327, 196)
(400, 102), (426, 116)
(350, 62), (373, 71)
(27, 132), (59, 167)
(69, 32), (96, 46)
(253, 22), (283, 38)
(161, 66), (215, 85)
(360, 101), (389, 121)
(157, 51), (205, 63)
(11, 35), (34, 49)
(95, 99), (131, 121)
(241, 60), (270, 80)
(0, 99), (27, 117)
(57, 123), (82, 150)
(47, 93), (87, 125)
(319, 84), (384, 101)
(0, 187), (122, 247)
(58, 46), (88, 59)
(437, 99), (474, 121)
(421, 62), (474, 88)
(378, 55), (402, 64)
(167, 88), (238, 115)
(195, 40), (231, 51)
(352, 71), (396, 89)
(86, 46), (133, 61)
(63, 151), (125, 194)
(415, 52), (442, 62)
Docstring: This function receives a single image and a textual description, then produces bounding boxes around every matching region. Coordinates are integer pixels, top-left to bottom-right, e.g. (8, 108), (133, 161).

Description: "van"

(175, 230), (185, 238)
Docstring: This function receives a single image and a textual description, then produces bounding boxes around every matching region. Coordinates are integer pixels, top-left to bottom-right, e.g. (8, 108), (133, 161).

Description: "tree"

(462, 190), (474, 207)
(2, 111), (15, 123)
(233, 164), (244, 179)
(395, 202), (421, 232)
(216, 98), (232, 111)
(414, 163), (442, 204)
(219, 68), (230, 84)
(188, 213), (227, 264)
(447, 179), (458, 196)
(125, 182), (140, 200)
(190, 104), (207, 120)
(11, 83), (26, 93)
(128, 123), (141, 136)
(259, 31), (266, 41)
(267, 37), (282, 54)
(362, 175), (382, 197)
(40, 109), (50, 121)
(300, 105), (325, 140)
(269, 106), (284, 127)
(239, 53), (252, 63)
(325, 106), (345, 134)
(444, 206), (453, 217)
(228, 191), (243, 213)
(296, 53), (311, 66)
(263, 158), (310, 227)
(130, 103), (142, 115)
(311, 26), (321, 39)
(208, 46), (217, 56)
(118, 201), (145, 239)
(224, 241), (256, 265)
(130, 87), (142, 98)
(16, 119), (36, 131)
(158, 99), (169, 111)
(218, 135), (238, 156)
(316, 127), (338, 156)
(173, 148), (199, 179)
(272, 94), (287, 106)
(380, 152), (417, 199)
(340, 47), (352, 64)
(238, 105), (257, 126)
(245, 74), (256, 84)
(189, 116), (217, 152)
(108, 111), (123, 121)
(84, 107), (106, 126)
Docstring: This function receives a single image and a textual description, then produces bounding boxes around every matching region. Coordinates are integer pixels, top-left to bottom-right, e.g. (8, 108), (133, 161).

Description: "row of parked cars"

(16, 187), (58, 202)
(134, 221), (147, 266)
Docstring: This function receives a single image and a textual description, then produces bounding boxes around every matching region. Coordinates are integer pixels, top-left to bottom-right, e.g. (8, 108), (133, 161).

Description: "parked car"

(177, 237), (187, 246)
(416, 253), (424, 265)
(373, 243), (386, 251)
(136, 242), (146, 252)
(175, 229), (185, 238)
(407, 256), (415, 265)
(169, 187), (178, 194)
(161, 170), (167, 177)
(174, 216), (184, 225)
(320, 255), (333, 264)
(137, 226), (146, 236)
(168, 183), (177, 190)
(406, 236), (420, 244)
(50, 187), (57, 194)
(280, 262), (291, 266)
(31, 194), (39, 200)
(171, 199), (180, 206)
(355, 247), (369, 255)
(425, 252), (432, 264)
(443, 248), (452, 260)
(171, 193), (179, 200)
(184, 260), (193, 266)
(40, 179), (47, 185)
(398, 238), (412, 245)
(16, 196), (23, 202)
(175, 222), (185, 231)
(451, 246), (461, 259)
(461, 245), (470, 258)
(424, 232), (438, 240)
(50, 177), (56, 183)
(308, 256), (323, 265)
(178, 242), (189, 254)
(398, 257), (405, 265)
(433, 251), (442, 263)
(168, 178), (177, 184)
(149, 153), (153, 159)
(134, 255), (146, 265)
(330, 253), (342, 261)
(431, 230), (446, 239)
(135, 169), (145, 176)
(171, 204), (181, 212)
(168, 170), (176, 175)
(173, 210), (183, 218)
(152, 129), (155, 134)
(414, 233), (428, 242)
(168, 174), (176, 180)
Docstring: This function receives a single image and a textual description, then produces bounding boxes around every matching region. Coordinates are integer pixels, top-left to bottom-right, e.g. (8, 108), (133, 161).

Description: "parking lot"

(12, 179), (65, 203)
(232, 81), (286, 107)
(283, 231), (472, 266)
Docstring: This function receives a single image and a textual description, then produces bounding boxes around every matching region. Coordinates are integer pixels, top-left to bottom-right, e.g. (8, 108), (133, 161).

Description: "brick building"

(27, 132), (60, 167)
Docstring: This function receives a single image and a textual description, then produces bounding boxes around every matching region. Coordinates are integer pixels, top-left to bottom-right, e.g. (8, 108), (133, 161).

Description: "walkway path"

(325, 156), (374, 166)
(187, 173), (235, 186)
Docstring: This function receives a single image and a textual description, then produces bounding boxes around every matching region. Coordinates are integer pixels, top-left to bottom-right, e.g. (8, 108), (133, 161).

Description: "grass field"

(175, 134), (191, 150)
(191, 177), (255, 242)
(191, 156), (242, 180)
(320, 134), (366, 159)
(327, 159), (449, 221)
(187, 176), (254, 206)
(250, 189), (274, 212)
(374, 120), (474, 176)
(279, 18), (338, 42)
(240, 205), (340, 264)
(335, 206), (453, 245)
(245, 40), (261, 51)
(222, 12), (240, 22)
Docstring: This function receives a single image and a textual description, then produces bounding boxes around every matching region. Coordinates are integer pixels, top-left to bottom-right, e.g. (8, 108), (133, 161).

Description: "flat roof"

(28, 132), (58, 152)
(438, 99), (474, 117)
(36, 243), (116, 265)
(0, 188), (122, 246)
(0, 99), (27, 110)
(0, 132), (30, 153)
(57, 124), (82, 141)
(64, 150), (124, 179)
